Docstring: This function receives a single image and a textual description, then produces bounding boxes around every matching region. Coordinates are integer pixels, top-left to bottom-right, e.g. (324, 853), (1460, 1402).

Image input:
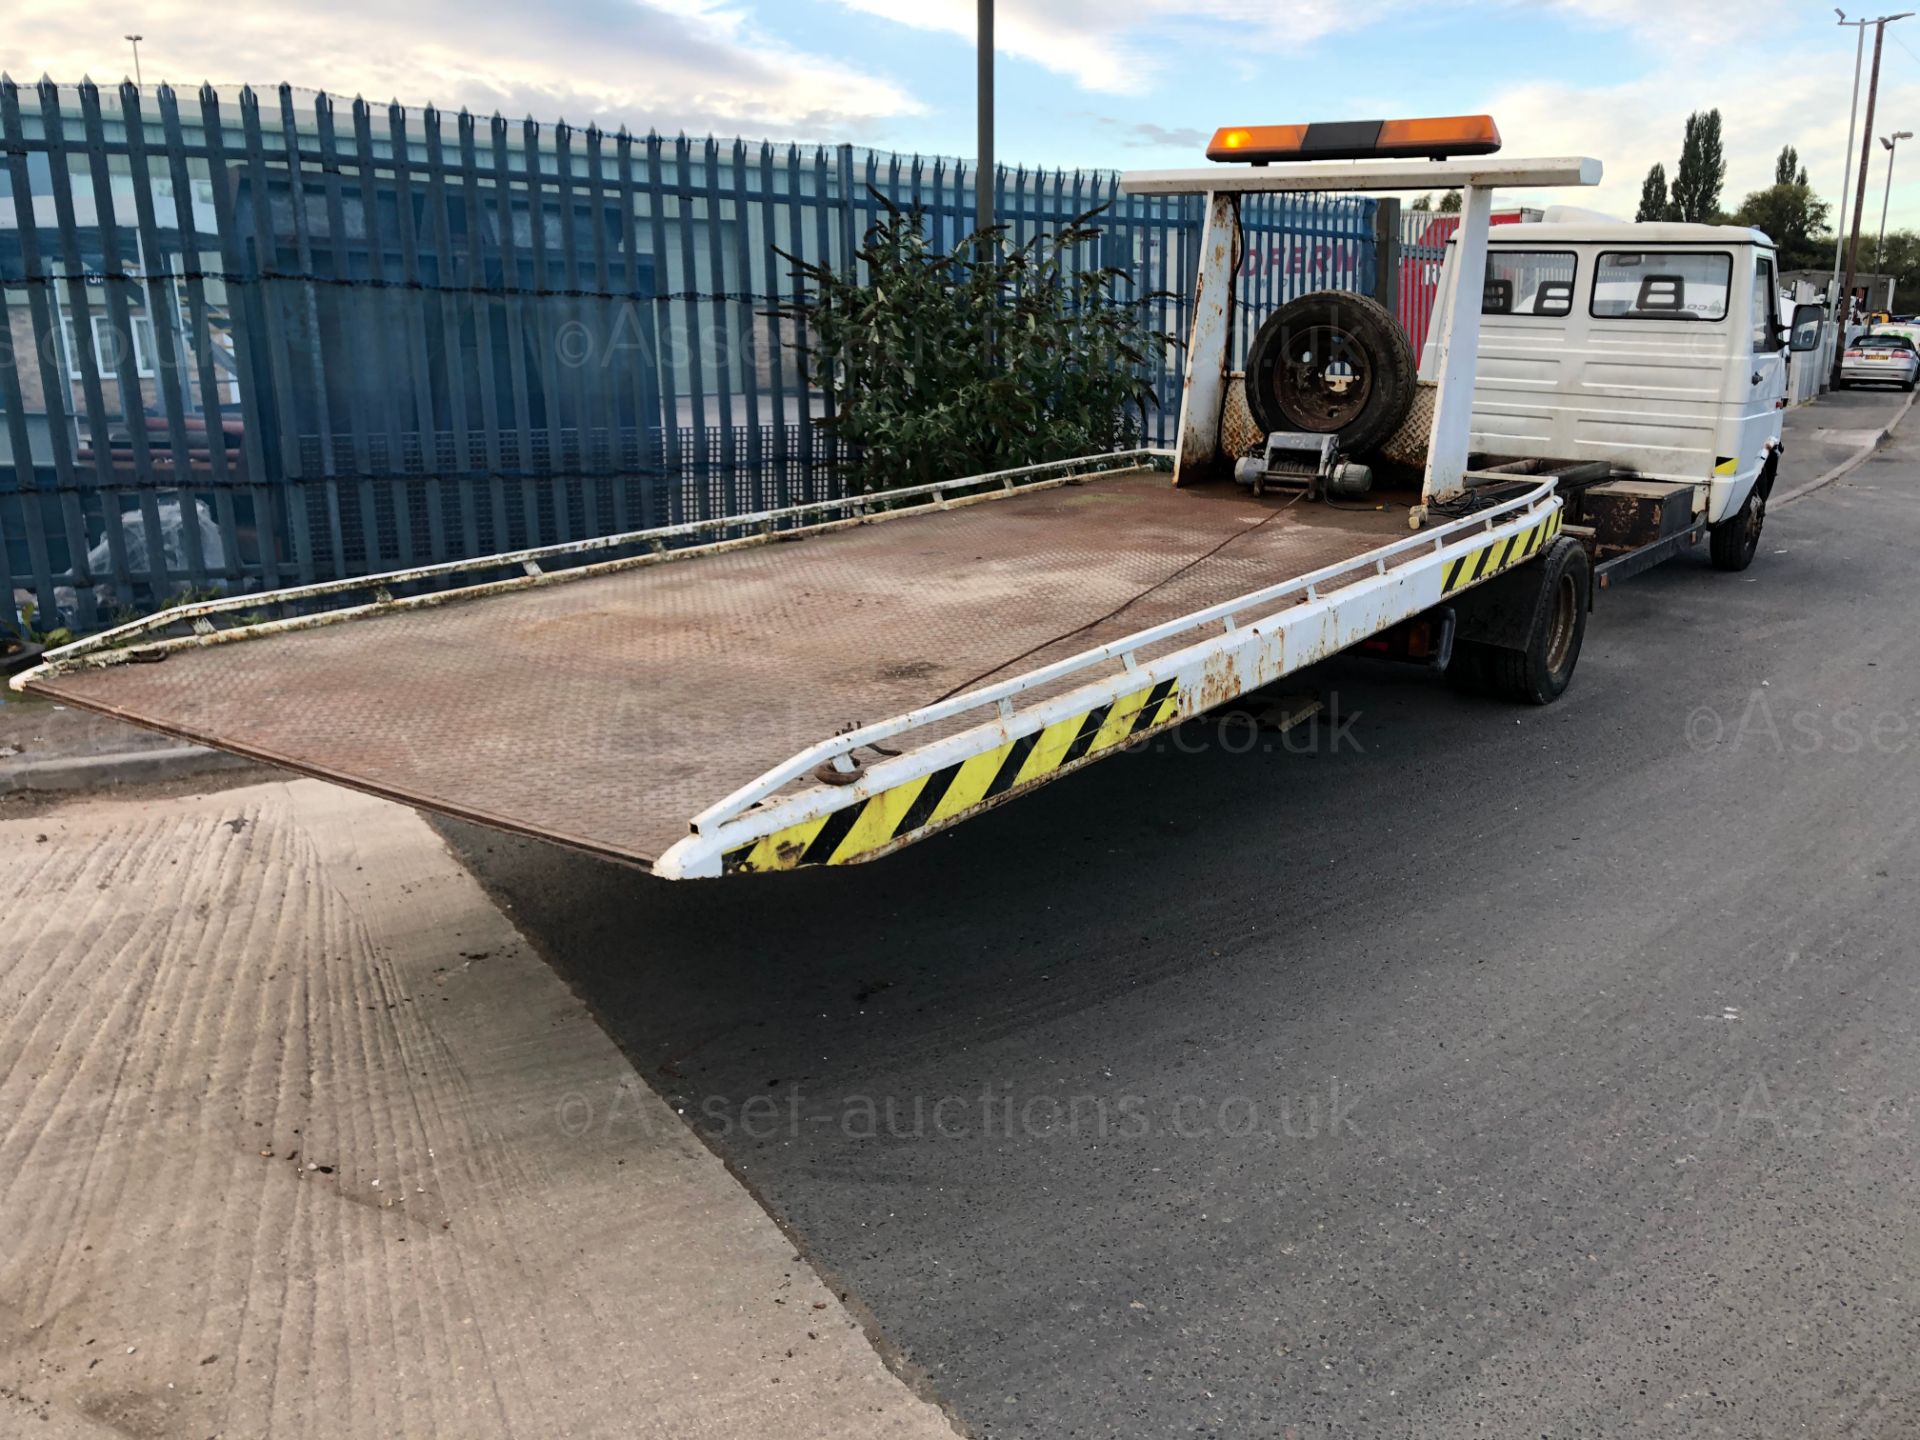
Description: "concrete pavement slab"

(0, 691), (261, 795)
(0, 779), (956, 1439)
(1777, 387), (1915, 503)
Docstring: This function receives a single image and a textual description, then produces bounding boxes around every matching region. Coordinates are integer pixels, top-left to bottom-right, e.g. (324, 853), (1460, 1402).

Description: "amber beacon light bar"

(1207, 115), (1502, 165)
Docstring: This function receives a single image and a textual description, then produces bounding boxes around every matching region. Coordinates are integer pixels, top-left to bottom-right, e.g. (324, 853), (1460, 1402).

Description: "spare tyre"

(1244, 290), (1416, 458)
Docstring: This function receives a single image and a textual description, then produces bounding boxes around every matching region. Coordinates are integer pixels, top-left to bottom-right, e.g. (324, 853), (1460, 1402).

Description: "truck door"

(1736, 254), (1787, 497)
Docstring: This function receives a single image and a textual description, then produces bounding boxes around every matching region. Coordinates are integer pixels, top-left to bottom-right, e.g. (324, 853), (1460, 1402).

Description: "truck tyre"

(1709, 487), (1765, 572)
(1244, 291), (1416, 457)
(1484, 538), (1589, 705)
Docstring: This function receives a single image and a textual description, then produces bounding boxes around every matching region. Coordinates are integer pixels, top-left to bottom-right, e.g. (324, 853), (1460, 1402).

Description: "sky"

(15, 0), (1920, 233)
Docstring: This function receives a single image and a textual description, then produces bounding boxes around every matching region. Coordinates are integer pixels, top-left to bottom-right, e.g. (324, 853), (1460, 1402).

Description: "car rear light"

(1846, 349), (1865, 357)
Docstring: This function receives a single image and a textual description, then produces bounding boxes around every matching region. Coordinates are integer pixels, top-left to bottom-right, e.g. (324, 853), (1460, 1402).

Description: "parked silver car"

(1838, 332), (1920, 390)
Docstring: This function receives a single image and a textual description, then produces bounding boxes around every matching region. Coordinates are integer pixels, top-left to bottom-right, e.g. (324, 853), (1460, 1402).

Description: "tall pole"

(1842, 17), (1908, 332)
(125, 34), (143, 88)
(1833, 16), (1868, 306)
(1880, 142), (1894, 269)
(1878, 132), (1912, 270)
(976, 0), (993, 242)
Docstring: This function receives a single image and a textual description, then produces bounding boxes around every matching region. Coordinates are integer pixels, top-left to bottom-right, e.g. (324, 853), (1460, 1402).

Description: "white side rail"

(657, 479), (1565, 879)
(11, 449), (1169, 689)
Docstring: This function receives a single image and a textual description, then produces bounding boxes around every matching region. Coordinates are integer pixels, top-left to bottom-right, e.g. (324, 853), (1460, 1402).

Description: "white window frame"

(1589, 250), (1735, 323)
(57, 311), (158, 382)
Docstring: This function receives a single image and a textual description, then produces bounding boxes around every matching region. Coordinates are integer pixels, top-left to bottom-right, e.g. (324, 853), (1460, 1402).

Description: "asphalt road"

(444, 402), (1920, 1438)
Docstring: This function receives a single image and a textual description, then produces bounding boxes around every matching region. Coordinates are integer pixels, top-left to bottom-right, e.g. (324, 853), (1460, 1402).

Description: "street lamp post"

(1878, 130), (1913, 273)
(125, 34), (143, 87)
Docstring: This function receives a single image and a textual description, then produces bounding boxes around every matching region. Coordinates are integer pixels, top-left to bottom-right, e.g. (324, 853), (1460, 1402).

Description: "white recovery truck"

(12, 117), (1825, 879)
(1415, 211), (1826, 582)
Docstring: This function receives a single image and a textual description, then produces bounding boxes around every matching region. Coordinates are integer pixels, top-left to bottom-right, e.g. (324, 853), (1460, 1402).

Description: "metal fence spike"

(0, 86), (1387, 638)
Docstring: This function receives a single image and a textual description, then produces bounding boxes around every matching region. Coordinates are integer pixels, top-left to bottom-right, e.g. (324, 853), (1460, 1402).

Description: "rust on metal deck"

(29, 471), (1414, 869)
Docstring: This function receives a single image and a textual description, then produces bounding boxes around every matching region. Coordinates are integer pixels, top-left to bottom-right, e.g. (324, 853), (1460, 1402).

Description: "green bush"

(776, 195), (1171, 493)
(9, 598), (72, 649)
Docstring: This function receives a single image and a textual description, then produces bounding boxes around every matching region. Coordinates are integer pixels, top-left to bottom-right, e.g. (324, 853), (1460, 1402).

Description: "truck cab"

(1420, 212), (1802, 526)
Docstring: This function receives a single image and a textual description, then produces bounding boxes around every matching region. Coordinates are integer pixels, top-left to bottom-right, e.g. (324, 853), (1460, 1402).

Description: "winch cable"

(926, 484), (1303, 707)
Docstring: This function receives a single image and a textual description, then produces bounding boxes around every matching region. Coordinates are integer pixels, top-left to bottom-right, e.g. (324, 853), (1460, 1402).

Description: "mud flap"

(1451, 551), (1572, 651)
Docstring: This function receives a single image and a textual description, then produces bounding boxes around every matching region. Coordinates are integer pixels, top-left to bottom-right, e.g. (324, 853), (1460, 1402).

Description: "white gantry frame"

(1118, 155), (1602, 503)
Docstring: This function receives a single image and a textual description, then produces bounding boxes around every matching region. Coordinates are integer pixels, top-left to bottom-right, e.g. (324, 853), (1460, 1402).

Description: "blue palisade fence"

(0, 78), (1380, 635)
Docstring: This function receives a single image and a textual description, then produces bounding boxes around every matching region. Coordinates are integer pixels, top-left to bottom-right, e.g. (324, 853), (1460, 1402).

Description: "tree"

(1410, 194), (1433, 212)
(775, 194), (1169, 493)
(1637, 163), (1671, 222)
(1436, 190), (1462, 214)
(1774, 144), (1808, 188)
(1670, 109), (1727, 223)
(1864, 227), (1920, 303)
(1734, 182), (1833, 271)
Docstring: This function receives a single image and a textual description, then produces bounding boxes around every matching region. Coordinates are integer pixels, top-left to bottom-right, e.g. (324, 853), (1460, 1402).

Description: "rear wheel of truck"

(1483, 537), (1590, 705)
(1244, 291), (1416, 457)
(1709, 488), (1765, 572)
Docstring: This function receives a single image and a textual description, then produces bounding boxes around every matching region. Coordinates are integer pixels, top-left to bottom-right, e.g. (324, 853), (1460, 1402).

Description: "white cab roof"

(1480, 220), (1774, 247)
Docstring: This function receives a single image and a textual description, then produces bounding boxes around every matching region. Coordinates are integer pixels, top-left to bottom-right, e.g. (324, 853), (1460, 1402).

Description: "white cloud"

(829, 0), (1397, 92)
(1481, 54), (1920, 230)
(1547, 0), (1798, 45)
(840, 0), (1777, 96)
(7, 0), (921, 137)
(833, 0), (1808, 97)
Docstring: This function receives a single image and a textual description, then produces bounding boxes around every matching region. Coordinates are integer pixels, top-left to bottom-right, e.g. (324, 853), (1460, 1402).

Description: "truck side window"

(1483, 250), (1577, 317)
(1752, 258), (1781, 352)
(1591, 251), (1733, 321)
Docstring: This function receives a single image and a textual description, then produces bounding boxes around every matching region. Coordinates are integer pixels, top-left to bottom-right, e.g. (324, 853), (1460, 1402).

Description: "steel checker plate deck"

(659, 489), (1563, 878)
(24, 461), (1560, 878)
(26, 467), (1458, 867)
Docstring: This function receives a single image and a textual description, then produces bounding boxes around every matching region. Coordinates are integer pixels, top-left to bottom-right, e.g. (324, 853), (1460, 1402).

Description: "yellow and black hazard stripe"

(1440, 507), (1562, 596)
(723, 678), (1182, 874)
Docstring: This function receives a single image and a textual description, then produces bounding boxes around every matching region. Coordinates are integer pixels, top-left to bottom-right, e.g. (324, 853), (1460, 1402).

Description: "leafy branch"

(772, 191), (1173, 494)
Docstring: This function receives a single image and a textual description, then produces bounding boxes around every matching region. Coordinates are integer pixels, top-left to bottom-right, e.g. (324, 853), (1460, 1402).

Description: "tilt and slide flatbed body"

(15, 452), (1566, 877)
(14, 144), (1656, 880)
